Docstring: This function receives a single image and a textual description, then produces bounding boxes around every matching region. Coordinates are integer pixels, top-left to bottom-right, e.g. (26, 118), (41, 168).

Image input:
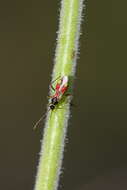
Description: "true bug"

(49, 75), (69, 110)
(33, 76), (69, 129)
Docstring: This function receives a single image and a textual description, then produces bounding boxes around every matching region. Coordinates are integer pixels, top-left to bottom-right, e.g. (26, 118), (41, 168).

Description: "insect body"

(49, 75), (69, 110)
(33, 76), (69, 130)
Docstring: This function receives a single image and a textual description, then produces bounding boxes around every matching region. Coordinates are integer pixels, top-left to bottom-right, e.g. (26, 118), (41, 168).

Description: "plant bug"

(33, 75), (69, 129)
(49, 75), (69, 110)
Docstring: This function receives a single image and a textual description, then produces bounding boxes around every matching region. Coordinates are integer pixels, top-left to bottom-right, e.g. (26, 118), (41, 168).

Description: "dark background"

(0, 0), (127, 190)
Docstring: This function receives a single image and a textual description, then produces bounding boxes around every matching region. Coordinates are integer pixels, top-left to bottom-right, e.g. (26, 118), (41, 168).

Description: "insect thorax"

(51, 97), (58, 105)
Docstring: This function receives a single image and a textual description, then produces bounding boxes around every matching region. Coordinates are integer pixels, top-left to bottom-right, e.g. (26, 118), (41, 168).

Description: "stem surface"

(34, 0), (84, 190)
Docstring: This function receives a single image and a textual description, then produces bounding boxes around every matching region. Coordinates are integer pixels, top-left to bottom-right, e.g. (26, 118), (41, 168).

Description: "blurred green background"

(0, 0), (127, 190)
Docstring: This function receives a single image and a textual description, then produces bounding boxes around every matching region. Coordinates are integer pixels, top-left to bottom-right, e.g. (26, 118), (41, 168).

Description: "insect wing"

(52, 76), (68, 100)
(58, 76), (68, 98)
(55, 83), (61, 91)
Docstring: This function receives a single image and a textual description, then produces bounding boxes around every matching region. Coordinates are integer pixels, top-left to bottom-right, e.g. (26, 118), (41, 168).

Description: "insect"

(49, 75), (69, 110)
(33, 75), (69, 130)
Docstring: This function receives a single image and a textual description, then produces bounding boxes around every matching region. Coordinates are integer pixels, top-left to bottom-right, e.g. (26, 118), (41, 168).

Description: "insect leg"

(51, 76), (61, 84)
(50, 84), (55, 91)
(50, 76), (61, 91)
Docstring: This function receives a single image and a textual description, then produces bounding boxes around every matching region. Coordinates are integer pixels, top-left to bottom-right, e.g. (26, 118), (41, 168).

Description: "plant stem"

(34, 0), (84, 190)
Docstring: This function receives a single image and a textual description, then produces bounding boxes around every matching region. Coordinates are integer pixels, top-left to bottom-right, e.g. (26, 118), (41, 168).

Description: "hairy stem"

(34, 0), (84, 190)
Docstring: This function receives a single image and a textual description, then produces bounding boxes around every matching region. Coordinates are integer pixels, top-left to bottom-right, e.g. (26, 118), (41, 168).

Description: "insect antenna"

(33, 107), (52, 130)
(33, 115), (44, 130)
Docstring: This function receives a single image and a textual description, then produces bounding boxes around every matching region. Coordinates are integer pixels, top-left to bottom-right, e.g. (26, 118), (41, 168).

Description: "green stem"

(34, 0), (84, 190)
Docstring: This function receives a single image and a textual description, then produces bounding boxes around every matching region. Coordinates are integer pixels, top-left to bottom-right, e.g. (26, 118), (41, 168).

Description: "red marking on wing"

(51, 76), (68, 100)
(56, 83), (61, 90)
(61, 85), (68, 94)
(52, 91), (60, 99)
